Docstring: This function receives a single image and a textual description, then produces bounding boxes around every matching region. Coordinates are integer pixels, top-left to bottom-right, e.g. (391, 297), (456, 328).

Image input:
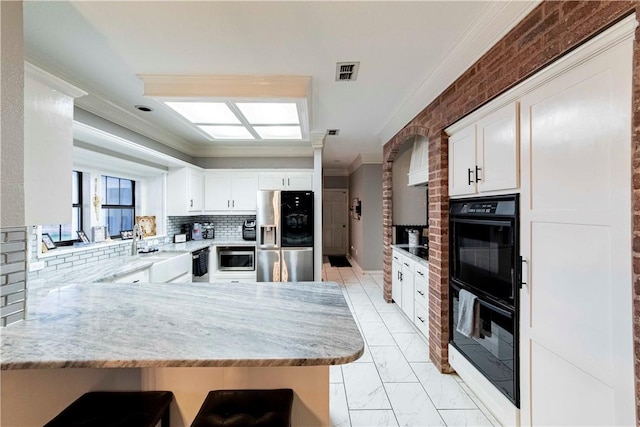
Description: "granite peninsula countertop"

(1, 281), (364, 370)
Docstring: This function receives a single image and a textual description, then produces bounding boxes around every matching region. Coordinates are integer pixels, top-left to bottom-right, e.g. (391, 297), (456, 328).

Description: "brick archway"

(381, 125), (429, 304)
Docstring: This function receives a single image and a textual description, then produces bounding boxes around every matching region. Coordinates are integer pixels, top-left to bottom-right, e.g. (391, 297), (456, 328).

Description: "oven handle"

(450, 282), (514, 318)
(449, 218), (512, 227)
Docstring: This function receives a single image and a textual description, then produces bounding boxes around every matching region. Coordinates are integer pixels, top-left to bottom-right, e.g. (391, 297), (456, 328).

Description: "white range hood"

(407, 135), (428, 186)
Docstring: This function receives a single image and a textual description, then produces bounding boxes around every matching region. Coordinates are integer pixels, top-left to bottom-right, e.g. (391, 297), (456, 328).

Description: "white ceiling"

(23, 1), (538, 170)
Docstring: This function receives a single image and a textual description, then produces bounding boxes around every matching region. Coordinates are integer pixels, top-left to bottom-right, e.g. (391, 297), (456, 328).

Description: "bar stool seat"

(44, 391), (173, 427)
(191, 389), (294, 427)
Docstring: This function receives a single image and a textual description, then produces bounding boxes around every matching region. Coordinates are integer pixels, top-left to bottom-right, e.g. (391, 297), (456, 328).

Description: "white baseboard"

(449, 344), (520, 427)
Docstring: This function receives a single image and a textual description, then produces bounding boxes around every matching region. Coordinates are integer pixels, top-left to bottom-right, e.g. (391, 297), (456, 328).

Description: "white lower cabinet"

(399, 256), (414, 321)
(392, 248), (428, 339)
(413, 262), (429, 336)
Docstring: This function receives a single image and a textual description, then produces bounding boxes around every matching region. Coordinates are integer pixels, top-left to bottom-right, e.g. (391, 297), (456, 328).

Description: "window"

(42, 171), (83, 246)
(102, 175), (135, 237)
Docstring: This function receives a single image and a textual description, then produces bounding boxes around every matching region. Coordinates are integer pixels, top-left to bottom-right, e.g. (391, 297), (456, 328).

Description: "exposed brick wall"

(632, 7), (640, 423)
(1, 227), (27, 326)
(381, 0), (636, 380)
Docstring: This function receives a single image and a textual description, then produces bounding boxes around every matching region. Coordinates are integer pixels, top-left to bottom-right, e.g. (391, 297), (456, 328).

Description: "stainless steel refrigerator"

(256, 190), (314, 282)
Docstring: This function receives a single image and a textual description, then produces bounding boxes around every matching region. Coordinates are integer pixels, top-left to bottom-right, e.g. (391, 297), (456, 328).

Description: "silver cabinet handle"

(521, 257), (529, 288)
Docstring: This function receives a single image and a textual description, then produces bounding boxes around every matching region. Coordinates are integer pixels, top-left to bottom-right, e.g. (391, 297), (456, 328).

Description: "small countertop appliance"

(243, 220), (256, 241)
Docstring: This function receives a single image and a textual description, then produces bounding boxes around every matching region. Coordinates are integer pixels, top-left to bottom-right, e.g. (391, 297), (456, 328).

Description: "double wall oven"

(449, 194), (520, 407)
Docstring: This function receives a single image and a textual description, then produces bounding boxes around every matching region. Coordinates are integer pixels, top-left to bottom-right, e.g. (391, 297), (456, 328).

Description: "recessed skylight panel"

(235, 102), (299, 124)
(165, 102), (240, 124)
(199, 125), (254, 139)
(253, 126), (302, 140)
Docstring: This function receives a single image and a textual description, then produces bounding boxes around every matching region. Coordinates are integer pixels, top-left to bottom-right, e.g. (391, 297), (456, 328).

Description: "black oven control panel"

(461, 202), (498, 214)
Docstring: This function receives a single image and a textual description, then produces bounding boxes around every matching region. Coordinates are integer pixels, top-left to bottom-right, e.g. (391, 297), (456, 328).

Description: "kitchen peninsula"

(1, 280), (363, 426)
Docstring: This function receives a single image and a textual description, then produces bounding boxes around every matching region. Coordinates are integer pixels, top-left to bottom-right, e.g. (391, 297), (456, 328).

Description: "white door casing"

(519, 19), (634, 426)
(322, 189), (348, 256)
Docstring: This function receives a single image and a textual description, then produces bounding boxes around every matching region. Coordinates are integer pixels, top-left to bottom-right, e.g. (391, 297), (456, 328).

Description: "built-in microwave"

(217, 246), (255, 271)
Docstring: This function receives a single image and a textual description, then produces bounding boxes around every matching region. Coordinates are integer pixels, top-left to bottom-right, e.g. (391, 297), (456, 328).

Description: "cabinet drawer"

(414, 301), (429, 338)
(415, 275), (428, 308)
(113, 269), (149, 283)
(414, 262), (428, 281)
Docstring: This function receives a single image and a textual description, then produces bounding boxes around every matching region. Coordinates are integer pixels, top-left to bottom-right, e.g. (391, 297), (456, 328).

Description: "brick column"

(382, 161), (393, 302)
(427, 130), (452, 373)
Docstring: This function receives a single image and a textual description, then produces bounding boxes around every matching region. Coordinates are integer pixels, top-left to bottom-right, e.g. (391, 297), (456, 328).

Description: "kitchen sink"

(139, 252), (192, 282)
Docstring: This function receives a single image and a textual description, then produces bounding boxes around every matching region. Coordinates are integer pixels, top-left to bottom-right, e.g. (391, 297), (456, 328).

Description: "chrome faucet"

(132, 223), (141, 255)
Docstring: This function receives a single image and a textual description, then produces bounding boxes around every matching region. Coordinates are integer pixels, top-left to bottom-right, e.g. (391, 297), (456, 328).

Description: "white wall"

(349, 164), (383, 271)
(0, 1), (24, 228)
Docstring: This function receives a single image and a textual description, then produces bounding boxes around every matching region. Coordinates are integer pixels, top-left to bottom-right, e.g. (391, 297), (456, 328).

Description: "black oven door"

(450, 216), (516, 305)
(450, 283), (519, 406)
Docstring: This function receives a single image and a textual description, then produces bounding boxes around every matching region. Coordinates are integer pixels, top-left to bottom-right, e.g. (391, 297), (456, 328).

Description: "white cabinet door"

(400, 256), (414, 320)
(258, 172), (312, 190)
(188, 169), (204, 212)
(391, 251), (402, 305)
(519, 36), (633, 426)
(448, 124), (477, 196)
(205, 172), (258, 213)
(231, 173), (258, 211)
(477, 103), (519, 193)
(167, 167), (204, 216)
(204, 173), (231, 212)
(285, 172), (313, 190)
(259, 173), (286, 190)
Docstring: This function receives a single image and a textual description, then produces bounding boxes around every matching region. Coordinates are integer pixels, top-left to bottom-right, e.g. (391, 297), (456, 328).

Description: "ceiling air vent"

(336, 62), (360, 81)
(327, 129), (340, 136)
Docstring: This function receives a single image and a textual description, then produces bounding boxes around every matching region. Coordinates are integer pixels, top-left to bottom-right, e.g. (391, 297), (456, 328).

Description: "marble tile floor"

(322, 258), (500, 427)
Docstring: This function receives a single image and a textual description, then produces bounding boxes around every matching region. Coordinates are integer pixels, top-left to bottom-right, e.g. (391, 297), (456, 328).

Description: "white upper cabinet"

(24, 63), (86, 226)
(448, 102), (519, 197)
(258, 171), (312, 191)
(166, 167), (204, 216)
(204, 171), (258, 213)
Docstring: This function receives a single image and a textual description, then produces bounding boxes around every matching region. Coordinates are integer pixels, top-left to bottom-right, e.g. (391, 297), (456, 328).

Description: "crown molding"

(323, 168), (349, 177)
(189, 144), (313, 158)
(377, 0), (540, 145)
(24, 62), (87, 98)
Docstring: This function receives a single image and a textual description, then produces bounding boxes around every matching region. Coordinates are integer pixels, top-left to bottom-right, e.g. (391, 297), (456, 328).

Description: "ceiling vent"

(327, 129), (340, 136)
(336, 62), (360, 81)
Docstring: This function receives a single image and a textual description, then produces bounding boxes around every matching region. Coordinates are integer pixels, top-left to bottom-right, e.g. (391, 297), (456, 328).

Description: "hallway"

(323, 259), (499, 427)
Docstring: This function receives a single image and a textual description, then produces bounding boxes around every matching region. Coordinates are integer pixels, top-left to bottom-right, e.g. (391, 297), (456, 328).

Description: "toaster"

(242, 220), (256, 241)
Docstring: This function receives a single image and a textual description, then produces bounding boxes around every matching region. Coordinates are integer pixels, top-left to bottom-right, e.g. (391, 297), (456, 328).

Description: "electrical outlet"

(29, 261), (45, 272)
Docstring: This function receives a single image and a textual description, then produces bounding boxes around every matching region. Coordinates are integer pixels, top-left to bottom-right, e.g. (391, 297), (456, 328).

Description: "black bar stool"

(44, 391), (173, 427)
(191, 389), (294, 427)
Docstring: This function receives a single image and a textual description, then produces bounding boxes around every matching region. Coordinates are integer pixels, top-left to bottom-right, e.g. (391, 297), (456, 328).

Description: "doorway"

(322, 189), (348, 256)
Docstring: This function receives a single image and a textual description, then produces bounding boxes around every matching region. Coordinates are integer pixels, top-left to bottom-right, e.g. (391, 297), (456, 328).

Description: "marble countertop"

(1, 281), (363, 370)
(391, 244), (429, 264)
